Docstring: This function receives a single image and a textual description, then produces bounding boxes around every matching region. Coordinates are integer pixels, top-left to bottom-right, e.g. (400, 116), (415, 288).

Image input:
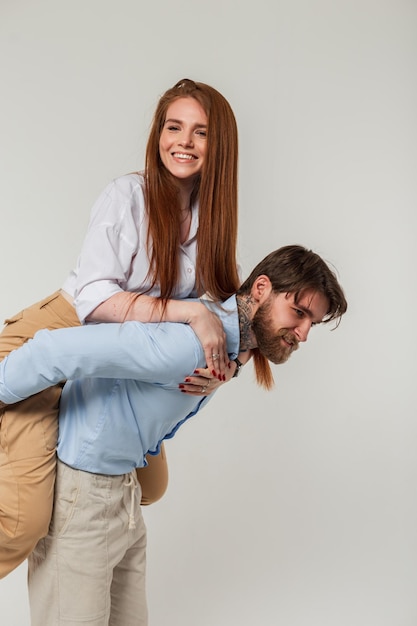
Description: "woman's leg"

(0, 291), (169, 578)
(137, 444), (169, 506)
(0, 292), (79, 577)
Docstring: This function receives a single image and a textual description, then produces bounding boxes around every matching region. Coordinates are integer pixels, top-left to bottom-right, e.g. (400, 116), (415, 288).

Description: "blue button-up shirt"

(0, 297), (240, 475)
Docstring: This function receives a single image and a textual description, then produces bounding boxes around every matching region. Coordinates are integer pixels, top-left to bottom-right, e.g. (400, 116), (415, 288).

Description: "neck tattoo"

(236, 295), (257, 351)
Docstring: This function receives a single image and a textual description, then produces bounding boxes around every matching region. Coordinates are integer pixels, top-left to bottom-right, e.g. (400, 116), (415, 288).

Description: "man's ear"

(250, 275), (272, 303)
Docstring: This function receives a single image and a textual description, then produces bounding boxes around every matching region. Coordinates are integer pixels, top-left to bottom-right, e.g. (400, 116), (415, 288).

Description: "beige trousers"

(29, 460), (148, 626)
(0, 292), (168, 578)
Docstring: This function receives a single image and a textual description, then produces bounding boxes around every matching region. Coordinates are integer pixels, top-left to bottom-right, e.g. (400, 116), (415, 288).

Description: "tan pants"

(0, 292), (168, 578)
(29, 460), (148, 626)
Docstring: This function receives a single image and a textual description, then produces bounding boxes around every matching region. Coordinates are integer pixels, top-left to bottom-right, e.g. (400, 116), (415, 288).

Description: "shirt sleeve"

(0, 322), (202, 404)
(72, 177), (145, 322)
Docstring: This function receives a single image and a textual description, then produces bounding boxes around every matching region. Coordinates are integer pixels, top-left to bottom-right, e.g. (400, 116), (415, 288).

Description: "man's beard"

(251, 300), (299, 364)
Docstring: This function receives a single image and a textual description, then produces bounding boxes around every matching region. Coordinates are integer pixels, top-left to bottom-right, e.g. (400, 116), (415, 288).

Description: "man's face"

(252, 289), (329, 364)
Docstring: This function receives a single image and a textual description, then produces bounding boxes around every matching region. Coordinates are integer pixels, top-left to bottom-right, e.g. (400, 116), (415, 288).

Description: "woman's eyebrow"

(164, 117), (207, 127)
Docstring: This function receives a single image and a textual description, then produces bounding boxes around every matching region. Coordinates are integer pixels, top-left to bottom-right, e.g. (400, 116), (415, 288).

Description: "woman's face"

(159, 97), (208, 183)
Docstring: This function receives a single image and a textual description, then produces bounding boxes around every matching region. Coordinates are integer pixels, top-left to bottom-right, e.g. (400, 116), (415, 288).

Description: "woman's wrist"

(163, 299), (203, 325)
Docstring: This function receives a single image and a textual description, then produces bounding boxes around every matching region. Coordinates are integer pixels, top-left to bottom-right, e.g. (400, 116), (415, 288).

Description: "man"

(0, 245), (347, 626)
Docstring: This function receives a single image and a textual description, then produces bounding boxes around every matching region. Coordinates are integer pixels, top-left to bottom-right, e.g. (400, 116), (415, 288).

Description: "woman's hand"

(179, 361), (237, 396)
(186, 302), (230, 380)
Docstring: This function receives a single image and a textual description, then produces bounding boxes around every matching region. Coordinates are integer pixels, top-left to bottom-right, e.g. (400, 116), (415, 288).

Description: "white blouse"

(62, 173), (199, 323)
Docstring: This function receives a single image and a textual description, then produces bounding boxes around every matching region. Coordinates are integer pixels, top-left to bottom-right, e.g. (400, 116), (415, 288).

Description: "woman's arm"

(88, 292), (229, 381)
(71, 177), (229, 380)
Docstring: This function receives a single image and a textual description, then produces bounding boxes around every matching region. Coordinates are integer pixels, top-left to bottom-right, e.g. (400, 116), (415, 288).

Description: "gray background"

(1, 1), (416, 624)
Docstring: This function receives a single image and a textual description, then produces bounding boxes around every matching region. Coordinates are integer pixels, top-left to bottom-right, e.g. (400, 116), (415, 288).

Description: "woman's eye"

(294, 309), (304, 318)
(167, 125), (180, 131)
(195, 129), (207, 137)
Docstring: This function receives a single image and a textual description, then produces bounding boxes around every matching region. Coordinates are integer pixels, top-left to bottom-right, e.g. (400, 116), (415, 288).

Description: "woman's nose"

(178, 131), (193, 147)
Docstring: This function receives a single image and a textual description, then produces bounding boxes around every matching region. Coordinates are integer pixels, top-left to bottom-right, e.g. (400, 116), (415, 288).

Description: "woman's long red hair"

(144, 79), (240, 302)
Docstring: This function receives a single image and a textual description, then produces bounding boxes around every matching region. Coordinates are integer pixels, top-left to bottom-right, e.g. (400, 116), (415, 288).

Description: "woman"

(0, 78), (240, 577)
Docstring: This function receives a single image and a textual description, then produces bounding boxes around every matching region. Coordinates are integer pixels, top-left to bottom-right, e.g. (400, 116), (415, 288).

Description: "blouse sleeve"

(71, 176), (146, 322)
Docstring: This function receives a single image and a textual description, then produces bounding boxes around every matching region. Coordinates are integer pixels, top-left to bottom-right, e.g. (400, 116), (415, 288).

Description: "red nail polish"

(222, 375), (226, 381)
(179, 384), (184, 389)
(212, 370), (217, 376)
(184, 378), (190, 383)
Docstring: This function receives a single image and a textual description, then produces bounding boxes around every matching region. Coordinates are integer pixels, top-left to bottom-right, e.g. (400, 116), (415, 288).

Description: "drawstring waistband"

(124, 472), (137, 530)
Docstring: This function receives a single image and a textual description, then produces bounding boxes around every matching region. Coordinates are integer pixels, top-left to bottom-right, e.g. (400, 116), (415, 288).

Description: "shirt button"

(187, 268), (193, 273)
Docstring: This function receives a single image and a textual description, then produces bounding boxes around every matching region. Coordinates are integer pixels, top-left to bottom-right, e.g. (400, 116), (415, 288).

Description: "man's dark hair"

(238, 245), (347, 390)
(238, 245), (347, 325)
